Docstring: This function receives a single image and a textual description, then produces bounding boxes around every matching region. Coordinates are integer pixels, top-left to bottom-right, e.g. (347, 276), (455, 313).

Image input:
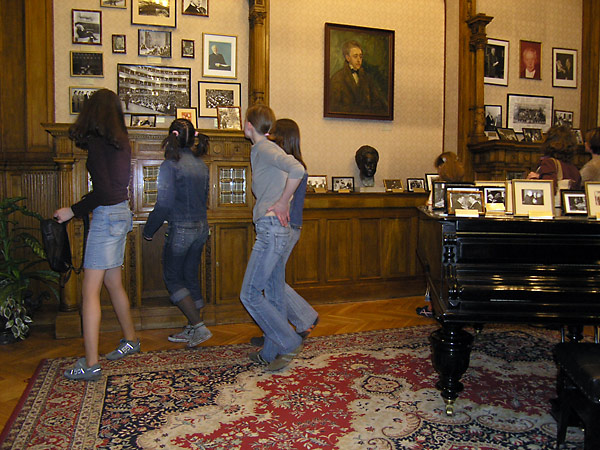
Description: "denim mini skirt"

(84, 201), (133, 270)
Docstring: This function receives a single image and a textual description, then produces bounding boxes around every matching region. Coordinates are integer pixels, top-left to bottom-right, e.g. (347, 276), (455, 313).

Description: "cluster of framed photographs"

(485, 39), (577, 89)
(305, 174), (438, 194)
(307, 176), (355, 193)
(431, 180), (600, 219)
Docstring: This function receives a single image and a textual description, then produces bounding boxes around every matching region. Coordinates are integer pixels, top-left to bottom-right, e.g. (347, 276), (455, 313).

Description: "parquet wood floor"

(0, 296), (432, 431)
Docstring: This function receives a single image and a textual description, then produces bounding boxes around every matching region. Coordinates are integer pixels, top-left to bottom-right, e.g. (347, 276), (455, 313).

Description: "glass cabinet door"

(217, 165), (248, 207)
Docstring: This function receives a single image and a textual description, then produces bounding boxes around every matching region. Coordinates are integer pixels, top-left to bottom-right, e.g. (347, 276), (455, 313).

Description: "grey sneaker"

(168, 325), (193, 343)
(64, 357), (102, 381)
(188, 323), (212, 348)
(106, 338), (140, 360)
(266, 344), (303, 372)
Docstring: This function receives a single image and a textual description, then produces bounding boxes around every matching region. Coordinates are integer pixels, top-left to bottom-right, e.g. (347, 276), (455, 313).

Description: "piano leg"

(429, 324), (474, 416)
(566, 325), (584, 342)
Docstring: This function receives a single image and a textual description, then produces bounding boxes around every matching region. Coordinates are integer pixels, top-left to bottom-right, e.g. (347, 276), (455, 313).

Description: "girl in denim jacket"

(143, 119), (212, 347)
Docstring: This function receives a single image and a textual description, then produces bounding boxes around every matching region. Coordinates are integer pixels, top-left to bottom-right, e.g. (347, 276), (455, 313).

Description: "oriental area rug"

(0, 325), (585, 450)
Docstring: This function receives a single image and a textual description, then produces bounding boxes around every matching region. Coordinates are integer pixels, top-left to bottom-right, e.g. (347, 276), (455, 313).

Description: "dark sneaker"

(249, 351), (268, 365)
(168, 325), (193, 343)
(106, 338), (140, 360)
(416, 306), (433, 318)
(250, 316), (320, 347)
(188, 323), (212, 348)
(64, 357), (102, 381)
(298, 316), (319, 340)
(266, 344), (303, 372)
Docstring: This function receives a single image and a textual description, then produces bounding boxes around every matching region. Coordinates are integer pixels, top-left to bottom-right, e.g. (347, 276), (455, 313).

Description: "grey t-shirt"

(251, 138), (306, 223)
(580, 154), (600, 183)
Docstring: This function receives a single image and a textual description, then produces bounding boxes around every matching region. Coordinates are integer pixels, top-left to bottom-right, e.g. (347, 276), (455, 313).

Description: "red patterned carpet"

(0, 325), (585, 449)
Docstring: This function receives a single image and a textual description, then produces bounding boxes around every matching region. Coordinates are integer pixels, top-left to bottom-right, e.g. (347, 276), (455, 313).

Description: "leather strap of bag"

(552, 157), (563, 182)
(61, 214), (90, 286)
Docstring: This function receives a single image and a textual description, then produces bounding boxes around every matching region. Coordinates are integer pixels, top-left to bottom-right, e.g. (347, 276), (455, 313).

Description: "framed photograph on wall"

(562, 190), (587, 215)
(100, 0), (126, 8)
(553, 110), (573, 127)
(203, 33), (237, 78)
(198, 81), (241, 118)
(332, 177), (355, 192)
(484, 105), (502, 131)
(484, 38), (508, 86)
(181, 39), (195, 58)
(519, 40), (541, 80)
(216, 106), (242, 130)
(138, 29), (171, 58)
(324, 22), (394, 120)
(176, 107), (198, 127)
(112, 34), (126, 54)
(585, 182), (600, 218)
(130, 114), (156, 127)
(507, 94), (553, 133)
(182, 0), (208, 16)
(512, 179), (554, 217)
(69, 87), (101, 114)
(117, 64), (191, 115)
(307, 176), (328, 192)
(131, 0), (176, 27)
(72, 9), (102, 45)
(553, 48), (577, 88)
(70, 51), (103, 77)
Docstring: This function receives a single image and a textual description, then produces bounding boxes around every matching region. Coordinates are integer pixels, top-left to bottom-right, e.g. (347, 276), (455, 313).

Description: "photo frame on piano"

(431, 181), (446, 210)
(476, 181), (508, 214)
(584, 181), (600, 218)
(512, 179), (554, 217)
(562, 190), (587, 215)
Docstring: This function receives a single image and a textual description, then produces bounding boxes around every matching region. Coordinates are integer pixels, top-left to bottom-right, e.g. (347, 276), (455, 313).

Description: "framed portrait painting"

(484, 38), (508, 86)
(507, 94), (553, 133)
(553, 48), (577, 88)
(519, 40), (541, 80)
(324, 22), (394, 121)
(182, 0), (208, 16)
(203, 33), (237, 78)
(72, 9), (102, 45)
(132, 0), (176, 27)
(198, 81), (241, 118)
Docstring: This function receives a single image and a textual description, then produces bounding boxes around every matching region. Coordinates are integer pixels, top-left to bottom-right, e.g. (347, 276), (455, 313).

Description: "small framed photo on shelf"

(216, 106), (242, 130)
(384, 179), (403, 192)
(182, 0), (208, 16)
(562, 190), (587, 215)
(332, 177), (354, 192)
(446, 190), (484, 215)
(69, 87), (101, 114)
(585, 182), (600, 218)
(138, 29), (171, 58)
(181, 39), (195, 58)
(131, 0), (176, 27)
(425, 173), (439, 192)
(130, 114), (156, 127)
(70, 51), (103, 77)
(496, 127), (518, 141)
(72, 9), (102, 45)
(198, 81), (241, 118)
(554, 110), (573, 127)
(573, 129), (584, 144)
(176, 107), (197, 128)
(484, 105), (502, 131)
(512, 179), (554, 217)
(203, 33), (237, 78)
(100, 0), (126, 8)
(112, 34), (126, 54)
(406, 178), (426, 192)
(507, 94), (553, 133)
(484, 38), (509, 86)
(522, 127), (543, 142)
(553, 48), (577, 88)
(307, 175), (327, 192)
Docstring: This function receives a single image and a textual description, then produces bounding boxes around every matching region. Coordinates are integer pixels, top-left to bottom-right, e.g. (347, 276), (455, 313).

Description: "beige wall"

(479, 0), (582, 130)
(270, 0), (446, 188)
(53, 0), (249, 129)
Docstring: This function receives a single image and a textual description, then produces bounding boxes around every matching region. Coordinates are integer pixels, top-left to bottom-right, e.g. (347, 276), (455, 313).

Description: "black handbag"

(40, 215), (89, 282)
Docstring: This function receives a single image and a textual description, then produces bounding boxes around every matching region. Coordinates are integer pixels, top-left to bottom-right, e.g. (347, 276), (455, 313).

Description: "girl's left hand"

(53, 207), (74, 223)
(267, 201), (290, 227)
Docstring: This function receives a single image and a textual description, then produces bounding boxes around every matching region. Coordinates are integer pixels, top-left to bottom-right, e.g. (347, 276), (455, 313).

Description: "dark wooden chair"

(553, 342), (600, 450)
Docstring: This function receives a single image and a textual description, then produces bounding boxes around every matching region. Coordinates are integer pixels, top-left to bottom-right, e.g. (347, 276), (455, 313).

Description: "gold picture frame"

(131, 0), (176, 28)
(512, 179), (554, 217)
(585, 182), (600, 218)
(176, 107), (198, 128)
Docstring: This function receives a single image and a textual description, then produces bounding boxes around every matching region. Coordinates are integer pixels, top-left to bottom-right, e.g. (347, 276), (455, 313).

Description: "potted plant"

(0, 197), (59, 342)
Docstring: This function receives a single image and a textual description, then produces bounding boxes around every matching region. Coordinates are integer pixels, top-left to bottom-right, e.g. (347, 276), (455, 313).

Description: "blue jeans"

(162, 221), (208, 308)
(240, 216), (302, 362)
(265, 226), (318, 333)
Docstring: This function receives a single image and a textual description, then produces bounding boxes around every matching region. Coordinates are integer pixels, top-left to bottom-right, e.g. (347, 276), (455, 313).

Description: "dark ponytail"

(162, 118), (196, 161)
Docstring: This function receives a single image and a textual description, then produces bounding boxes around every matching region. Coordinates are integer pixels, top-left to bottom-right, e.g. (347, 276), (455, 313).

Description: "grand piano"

(417, 206), (600, 415)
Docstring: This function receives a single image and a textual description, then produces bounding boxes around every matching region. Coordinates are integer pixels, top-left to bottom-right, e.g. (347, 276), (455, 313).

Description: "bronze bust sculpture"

(355, 145), (379, 187)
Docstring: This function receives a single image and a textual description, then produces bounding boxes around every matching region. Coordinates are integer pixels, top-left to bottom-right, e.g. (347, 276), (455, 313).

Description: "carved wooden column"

(581, 0), (600, 131)
(466, 13), (492, 145)
(248, 0), (269, 106)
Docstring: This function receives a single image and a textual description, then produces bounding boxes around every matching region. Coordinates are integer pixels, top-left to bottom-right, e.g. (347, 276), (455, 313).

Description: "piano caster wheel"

(444, 399), (455, 416)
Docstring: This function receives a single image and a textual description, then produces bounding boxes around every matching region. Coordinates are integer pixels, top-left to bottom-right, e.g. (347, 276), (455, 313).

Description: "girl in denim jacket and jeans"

(143, 119), (212, 347)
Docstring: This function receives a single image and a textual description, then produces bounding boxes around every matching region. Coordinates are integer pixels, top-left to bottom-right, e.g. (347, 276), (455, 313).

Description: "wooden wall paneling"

(581, 0), (600, 132)
(286, 219), (321, 285)
(214, 222), (253, 305)
(325, 219), (353, 282)
(381, 216), (411, 278)
(357, 218), (381, 280)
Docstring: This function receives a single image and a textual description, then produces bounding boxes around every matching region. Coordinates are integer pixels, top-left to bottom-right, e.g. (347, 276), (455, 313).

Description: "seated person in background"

(418, 151), (465, 318)
(580, 128), (600, 183)
(527, 125), (581, 190)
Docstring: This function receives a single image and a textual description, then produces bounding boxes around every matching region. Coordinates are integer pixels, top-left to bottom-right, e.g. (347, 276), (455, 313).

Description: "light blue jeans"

(265, 226), (318, 334)
(240, 216), (302, 362)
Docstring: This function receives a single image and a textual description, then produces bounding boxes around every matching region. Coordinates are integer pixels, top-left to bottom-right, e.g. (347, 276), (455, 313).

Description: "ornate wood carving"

(248, 0), (269, 106)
